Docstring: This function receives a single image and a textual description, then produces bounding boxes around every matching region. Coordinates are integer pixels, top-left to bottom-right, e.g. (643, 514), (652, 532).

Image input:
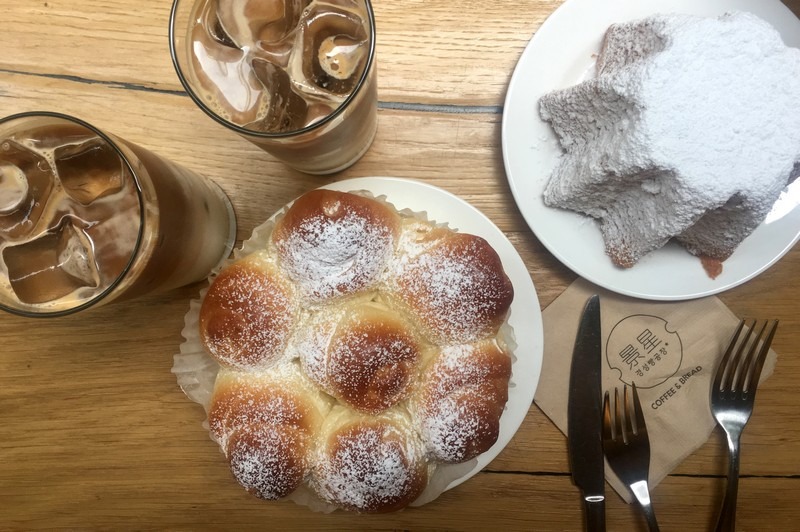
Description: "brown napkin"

(534, 278), (778, 503)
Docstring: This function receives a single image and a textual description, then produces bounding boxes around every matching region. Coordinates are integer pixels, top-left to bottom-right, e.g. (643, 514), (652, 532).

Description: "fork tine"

(622, 385), (635, 438)
(710, 319), (778, 532)
(714, 319), (747, 392)
(602, 391), (613, 441)
(603, 382), (660, 529)
(733, 319), (763, 392)
(729, 318), (757, 391)
(603, 391), (616, 441)
(615, 387), (626, 444)
(742, 320), (778, 394)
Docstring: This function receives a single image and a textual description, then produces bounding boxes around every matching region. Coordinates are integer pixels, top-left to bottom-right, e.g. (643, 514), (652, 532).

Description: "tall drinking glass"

(169, 0), (377, 175)
(0, 112), (237, 317)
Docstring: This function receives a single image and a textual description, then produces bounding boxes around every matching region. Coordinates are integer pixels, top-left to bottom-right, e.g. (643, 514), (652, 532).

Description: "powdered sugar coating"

(200, 255), (296, 369)
(227, 424), (308, 500)
(312, 409), (429, 513)
(208, 364), (329, 449)
(389, 231), (514, 344)
(296, 300), (424, 414)
(208, 364), (331, 500)
(412, 341), (512, 463)
(272, 189), (400, 302)
(540, 12), (800, 266)
(199, 189), (514, 512)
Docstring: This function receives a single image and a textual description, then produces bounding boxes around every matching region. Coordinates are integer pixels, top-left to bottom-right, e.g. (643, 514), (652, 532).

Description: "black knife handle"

(583, 498), (606, 532)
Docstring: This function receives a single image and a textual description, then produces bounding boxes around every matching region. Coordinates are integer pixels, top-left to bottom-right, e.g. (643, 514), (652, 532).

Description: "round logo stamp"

(605, 314), (683, 388)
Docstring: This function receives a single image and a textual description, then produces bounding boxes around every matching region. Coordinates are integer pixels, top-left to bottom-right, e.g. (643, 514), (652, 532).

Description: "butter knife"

(567, 294), (605, 531)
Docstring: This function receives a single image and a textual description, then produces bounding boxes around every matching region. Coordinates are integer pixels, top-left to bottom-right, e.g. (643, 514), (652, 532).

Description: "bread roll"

(271, 189), (401, 302)
(199, 254), (297, 369)
(410, 339), (512, 463)
(310, 407), (430, 513)
(295, 298), (427, 414)
(388, 223), (514, 344)
(208, 364), (330, 500)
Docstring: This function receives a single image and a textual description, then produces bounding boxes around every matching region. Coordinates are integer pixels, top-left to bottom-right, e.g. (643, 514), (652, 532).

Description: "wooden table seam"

(0, 67), (509, 116)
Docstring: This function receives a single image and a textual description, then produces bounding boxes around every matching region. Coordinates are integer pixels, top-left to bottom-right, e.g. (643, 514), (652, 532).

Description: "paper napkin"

(534, 278), (778, 503)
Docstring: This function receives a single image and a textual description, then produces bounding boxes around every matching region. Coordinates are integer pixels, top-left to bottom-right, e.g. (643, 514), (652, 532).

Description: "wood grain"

(1, 0), (800, 529)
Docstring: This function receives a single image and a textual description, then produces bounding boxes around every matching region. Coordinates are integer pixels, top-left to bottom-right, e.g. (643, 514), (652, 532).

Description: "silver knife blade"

(567, 294), (605, 531)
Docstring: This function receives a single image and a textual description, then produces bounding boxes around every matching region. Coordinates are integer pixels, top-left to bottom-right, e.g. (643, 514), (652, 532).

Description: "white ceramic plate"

(175, 177), (543, 504)
(324, 177), (543, 496)
(502, 0), (800, 301)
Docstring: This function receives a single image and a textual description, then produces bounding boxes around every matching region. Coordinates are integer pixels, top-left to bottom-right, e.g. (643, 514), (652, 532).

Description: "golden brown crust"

(208, 367), (329, 500)
(389, 231), (514, 344)
(208, 369), (319, 442)
(298, 300), (426, 414)
(410, 340), (512, 463)
(199, 255), (297, 369)
(271, 189), (401, 302)
(311, 408), (429, 513)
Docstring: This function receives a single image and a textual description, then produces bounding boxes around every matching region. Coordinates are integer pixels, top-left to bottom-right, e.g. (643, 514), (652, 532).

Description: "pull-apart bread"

(539, 12), (800, 268)
(197, 189), (514, 512)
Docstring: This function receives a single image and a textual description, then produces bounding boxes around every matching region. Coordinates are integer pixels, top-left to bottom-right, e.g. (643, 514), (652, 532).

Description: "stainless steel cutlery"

(567, 294), (606, 531)
(710, 318), (779, 532)
(602, 383), (659, 531)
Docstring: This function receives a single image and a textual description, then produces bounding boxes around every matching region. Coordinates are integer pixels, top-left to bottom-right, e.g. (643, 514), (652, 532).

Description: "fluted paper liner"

(534, 277), (777, 504)
(173, 190), (517, 512)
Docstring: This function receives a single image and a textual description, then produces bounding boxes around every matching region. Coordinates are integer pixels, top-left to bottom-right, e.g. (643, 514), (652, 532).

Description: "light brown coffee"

(172, 0), (377, 174)
(0, 115), (236, 316)
(189, 0), (370, 131)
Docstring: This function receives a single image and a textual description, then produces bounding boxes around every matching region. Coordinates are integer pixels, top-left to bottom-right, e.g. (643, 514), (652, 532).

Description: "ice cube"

(24, 123), (97, 153)
(296, 1), (368, 96)
(305, 101), (337, 127)
(54, 136), (125, 205)
(3, 218), (99, 305)
(203, 0), (237, 48)
(258, 0), (305, 44)
(0, 138), (55, 239)
(216, 0), (305, 47)
(191, 18), (270, 126)
(58, 220), (100, 288)
(317, 34), (367, 82)
(0, 163), (29, 214)
(250, 58), (309, 132)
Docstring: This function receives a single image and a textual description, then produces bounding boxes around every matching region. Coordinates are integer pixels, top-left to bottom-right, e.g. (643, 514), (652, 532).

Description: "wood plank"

(0, 72), (519, 232)
(1, 467), (798, 530)
(0, 0), (563, 106)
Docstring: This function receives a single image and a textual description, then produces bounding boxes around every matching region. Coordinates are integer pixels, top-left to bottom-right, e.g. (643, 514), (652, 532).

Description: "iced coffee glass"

(0, 112), (237, 317)
(169, 0), (377, 175)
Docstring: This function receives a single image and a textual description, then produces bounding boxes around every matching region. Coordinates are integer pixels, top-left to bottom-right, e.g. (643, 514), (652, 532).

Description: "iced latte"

(170, 0), (377, 174)
(0, 112), (236, 317)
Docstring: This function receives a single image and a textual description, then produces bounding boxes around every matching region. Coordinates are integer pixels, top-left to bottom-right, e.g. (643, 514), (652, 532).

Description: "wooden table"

(1, 0), (799, 529)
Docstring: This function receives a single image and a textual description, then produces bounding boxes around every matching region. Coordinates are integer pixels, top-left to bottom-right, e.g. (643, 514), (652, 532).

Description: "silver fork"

(602, 383), (659, 532)
(710, 318), (779, 532)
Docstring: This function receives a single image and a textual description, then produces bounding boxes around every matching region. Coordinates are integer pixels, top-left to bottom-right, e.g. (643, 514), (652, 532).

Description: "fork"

(710, 318), (779, 532)
(602, 383), (660, 532)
